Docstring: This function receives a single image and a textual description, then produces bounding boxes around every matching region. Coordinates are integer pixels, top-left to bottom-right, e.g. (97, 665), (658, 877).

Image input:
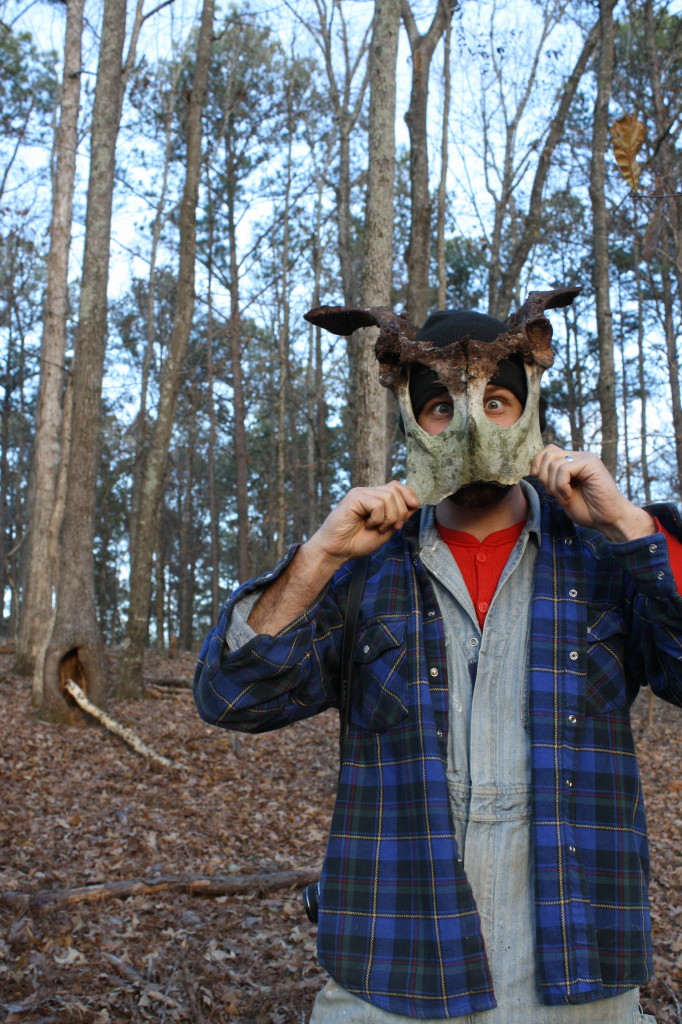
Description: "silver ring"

(565, 455), (574, 462)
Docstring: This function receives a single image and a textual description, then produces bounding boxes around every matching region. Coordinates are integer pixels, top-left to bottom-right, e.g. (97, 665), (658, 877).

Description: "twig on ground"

(0, 866), (322, 911)
(662, 980), (682, 1024)
(64, 678), (186, 770)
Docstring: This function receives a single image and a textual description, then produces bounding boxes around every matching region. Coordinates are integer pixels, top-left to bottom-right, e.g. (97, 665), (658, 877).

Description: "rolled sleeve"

(194, 546), (347, 733)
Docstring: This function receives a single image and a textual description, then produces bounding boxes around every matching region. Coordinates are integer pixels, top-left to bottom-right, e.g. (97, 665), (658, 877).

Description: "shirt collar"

(419, 478), (542, 552)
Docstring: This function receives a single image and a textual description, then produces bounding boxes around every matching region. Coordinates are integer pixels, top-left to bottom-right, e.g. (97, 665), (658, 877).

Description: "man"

(194, 292), (682, 1023)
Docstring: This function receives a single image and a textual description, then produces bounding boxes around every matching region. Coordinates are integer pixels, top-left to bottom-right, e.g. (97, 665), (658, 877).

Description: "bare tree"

(14, 0), (85, 679)
(401, 0), (457, 327)
(644, 0), (682, 495)
(491, 19), (599, 317)
(589, 0), (618, 475)
(352, 0), (401, 487)
(436, 16), (452, 310)
(40, 0), (129, 721)
(118, 0), (215, 698)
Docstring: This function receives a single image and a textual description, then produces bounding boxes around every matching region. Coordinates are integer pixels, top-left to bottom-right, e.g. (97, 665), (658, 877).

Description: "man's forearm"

(247, 539), (346, 636)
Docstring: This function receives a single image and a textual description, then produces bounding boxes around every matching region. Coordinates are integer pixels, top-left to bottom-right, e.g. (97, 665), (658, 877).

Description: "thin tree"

(401, 0), (457, 327)
(436, 15), (451, 310)
(118, 0), (215, 698)
(589, 0), (618, 475)
(14, 0), (85, 679)
(352, 0), (401, 488)
(644, 0), (682, 494)
(40, 0), (129, 721)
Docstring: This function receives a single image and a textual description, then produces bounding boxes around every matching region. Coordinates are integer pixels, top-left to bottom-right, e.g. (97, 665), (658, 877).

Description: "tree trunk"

(275, 130), (293, 560)
(205, 215), (221, 623)
(352, 0), (401, 488)
(645, 0), (682, 496)
(401, 0), (456, 328)
(589, 0), (618, 476)
(436, 17), (451, 310)
(178, 416), (196, 652)
(633, 230), (651, 503)
(40, 0), (128, 723)
(14, 0), (85, 679)
(226, 132), (251, 582)
(117, 0), (214, 698)
(129, 68), (179, 558)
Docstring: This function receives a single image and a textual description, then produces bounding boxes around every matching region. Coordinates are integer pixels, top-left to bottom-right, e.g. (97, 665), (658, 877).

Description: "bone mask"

(304, 288), (581, 505)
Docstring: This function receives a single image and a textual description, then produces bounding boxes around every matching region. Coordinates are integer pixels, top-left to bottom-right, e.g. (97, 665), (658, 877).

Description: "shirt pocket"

(585, 608), (628, 714)
(349, 617), (409, 732)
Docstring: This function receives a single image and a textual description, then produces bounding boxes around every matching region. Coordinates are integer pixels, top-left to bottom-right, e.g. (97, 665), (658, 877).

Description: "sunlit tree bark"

(352, 0), (400, 487)
(41, 0), (129, 722)
(15, 0), (85, 681)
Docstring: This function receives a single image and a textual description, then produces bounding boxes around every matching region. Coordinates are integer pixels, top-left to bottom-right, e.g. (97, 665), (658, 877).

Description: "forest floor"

(0, 649), (681, 1024)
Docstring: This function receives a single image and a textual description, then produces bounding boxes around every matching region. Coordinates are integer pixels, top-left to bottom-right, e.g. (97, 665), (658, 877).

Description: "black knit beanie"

(409, 309), (528, 420)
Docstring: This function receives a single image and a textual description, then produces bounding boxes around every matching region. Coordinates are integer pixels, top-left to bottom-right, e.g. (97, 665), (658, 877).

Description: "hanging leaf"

(612, 114), (645, 192)
(612, 114), (646, 193)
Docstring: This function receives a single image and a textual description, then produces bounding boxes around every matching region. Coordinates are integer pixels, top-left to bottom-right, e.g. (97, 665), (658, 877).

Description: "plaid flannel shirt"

(194, 487), (682, 1019)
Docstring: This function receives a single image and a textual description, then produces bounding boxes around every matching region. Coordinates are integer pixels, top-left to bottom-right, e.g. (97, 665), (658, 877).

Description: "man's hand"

(530, 445), (655, 542)
(303, 481), (420, 573)
(248, 482), (419, 636)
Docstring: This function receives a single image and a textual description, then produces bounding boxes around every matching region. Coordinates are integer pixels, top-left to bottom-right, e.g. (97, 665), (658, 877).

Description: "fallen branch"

(0, 867), (322, 912)
(147, 676), (192, 689)
(64, 679), (185, 770)
(102, 952), (182, 1009)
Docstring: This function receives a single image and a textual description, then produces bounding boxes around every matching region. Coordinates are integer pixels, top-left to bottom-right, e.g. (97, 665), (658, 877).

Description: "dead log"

(0, 867), (322, 912)
(146, 676), (192, 688)
(64, 678), (186, 770)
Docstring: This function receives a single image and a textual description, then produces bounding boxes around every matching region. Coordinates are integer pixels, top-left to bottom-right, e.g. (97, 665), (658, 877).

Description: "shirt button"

(657, 571), (665, 580)
(429, 667), (439, 677)
(478, 602), (489, 614)
(564, 538), (573, 546)
(566, 778), (573, 788)
(568, 588), (578, 598)
(568, 844), (576, 855)
(363, 644), (370, 654)
(476, 551), (487, 563)
(649, 543), (658, 553)
(569, 651), (578, 661)
(568, 714), (577, 725)
(437, 729), (443, 738)
(428, 610), (436, 617)
(469, 637), (479, 647)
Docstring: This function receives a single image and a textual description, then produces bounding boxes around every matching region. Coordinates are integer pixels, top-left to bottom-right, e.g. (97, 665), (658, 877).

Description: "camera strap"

(338, 554), (369, 763)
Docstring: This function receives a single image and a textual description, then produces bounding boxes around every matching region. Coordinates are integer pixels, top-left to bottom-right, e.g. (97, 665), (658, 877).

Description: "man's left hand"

(530, 444), (656, 542)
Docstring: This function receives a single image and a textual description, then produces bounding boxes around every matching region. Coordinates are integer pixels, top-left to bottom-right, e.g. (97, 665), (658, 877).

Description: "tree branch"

(0, 867), (323, 912)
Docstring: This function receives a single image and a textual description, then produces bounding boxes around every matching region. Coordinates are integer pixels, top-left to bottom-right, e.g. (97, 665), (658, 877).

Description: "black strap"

(338, 555), (369, 762)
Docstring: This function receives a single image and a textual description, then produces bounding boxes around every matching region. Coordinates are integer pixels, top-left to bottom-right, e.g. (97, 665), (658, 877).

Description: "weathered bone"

(304, 286), (581, 397)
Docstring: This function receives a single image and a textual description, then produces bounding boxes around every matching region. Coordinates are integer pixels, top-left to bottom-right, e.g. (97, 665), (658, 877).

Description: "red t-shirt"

(437, 516), (682, 629)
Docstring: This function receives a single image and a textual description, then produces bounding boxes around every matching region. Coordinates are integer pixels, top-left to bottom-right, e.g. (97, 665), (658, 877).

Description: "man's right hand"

(304, 481), (420, 571)
(247, 482), (420, 636)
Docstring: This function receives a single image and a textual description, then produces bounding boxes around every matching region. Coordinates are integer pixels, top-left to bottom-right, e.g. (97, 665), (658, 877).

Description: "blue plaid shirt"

(194, 487), (682, 1019)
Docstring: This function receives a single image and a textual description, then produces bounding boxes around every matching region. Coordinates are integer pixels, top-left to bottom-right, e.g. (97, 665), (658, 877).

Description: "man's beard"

(448, 481), (512, 509)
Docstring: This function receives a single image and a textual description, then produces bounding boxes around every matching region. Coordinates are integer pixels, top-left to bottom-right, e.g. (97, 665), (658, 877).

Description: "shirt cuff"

(606, 528), (678, 598)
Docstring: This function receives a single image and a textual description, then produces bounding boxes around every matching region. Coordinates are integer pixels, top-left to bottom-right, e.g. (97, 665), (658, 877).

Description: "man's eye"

(434, 402), (453, 415)
(485, 399), (501, 411)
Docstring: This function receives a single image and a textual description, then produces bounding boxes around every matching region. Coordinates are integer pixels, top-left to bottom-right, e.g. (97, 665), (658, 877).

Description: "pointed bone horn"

(504, 286), (582, 333)
(303, 305), (417, 354)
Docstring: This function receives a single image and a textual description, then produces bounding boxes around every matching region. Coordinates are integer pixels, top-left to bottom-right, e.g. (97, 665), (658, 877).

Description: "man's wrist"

(298, 534), (348, 579)
(600, 505), (657, 544)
